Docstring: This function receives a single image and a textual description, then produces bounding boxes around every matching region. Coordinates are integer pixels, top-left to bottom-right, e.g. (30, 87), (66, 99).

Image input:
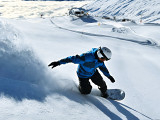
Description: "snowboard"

(106, 89), (125, 101)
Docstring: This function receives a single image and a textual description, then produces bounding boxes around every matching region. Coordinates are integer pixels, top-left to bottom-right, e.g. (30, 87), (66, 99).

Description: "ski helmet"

(97, 47), (112, 60)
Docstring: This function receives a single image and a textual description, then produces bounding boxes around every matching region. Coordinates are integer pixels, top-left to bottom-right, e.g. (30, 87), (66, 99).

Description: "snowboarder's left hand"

(108, 76), (115, 83)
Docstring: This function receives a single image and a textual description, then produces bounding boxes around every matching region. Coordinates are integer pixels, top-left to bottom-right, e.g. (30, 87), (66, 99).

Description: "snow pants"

(78, 69), (107, 94)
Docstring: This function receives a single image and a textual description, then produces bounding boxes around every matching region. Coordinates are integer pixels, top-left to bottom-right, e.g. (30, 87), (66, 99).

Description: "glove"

(48, 61), (60, 68)
(108, 76), (115, 83)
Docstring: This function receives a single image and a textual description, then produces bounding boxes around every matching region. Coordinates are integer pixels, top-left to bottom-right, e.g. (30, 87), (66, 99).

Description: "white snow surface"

(0, 0), (160, 120)
(83, 0), (160, 24)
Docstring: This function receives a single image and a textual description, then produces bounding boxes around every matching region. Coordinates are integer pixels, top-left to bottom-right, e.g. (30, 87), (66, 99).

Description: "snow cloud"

(0, 20), (60, 101)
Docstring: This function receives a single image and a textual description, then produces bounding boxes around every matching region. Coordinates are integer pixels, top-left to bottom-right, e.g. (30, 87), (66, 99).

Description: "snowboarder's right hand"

(108, 76), (115, 83)
(48, 61), (60, 69)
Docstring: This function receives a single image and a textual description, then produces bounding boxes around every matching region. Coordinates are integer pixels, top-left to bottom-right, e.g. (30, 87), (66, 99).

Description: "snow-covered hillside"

(84, 0), (160, 23)
(0, 0), (160, 120)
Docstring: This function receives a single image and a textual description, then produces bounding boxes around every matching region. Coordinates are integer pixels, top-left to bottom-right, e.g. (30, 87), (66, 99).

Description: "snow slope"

(0, 0), (160, 120)
(0, 16), (160, 120)
(84, 0), (160, 24)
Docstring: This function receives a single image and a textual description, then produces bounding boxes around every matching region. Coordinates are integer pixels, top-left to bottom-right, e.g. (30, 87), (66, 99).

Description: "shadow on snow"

(61, 89), (153, 120)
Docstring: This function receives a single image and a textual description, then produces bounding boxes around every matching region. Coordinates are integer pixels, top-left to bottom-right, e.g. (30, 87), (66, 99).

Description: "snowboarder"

(48, 47), (115, 98)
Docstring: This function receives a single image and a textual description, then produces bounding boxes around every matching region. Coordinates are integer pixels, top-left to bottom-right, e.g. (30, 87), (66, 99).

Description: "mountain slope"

(0, 16), (160, 119)
(84, 0), (160, 23)
(0, 0), (160, 119)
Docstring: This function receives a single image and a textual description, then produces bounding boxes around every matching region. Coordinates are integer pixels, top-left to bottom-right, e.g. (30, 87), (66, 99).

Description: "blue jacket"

(59, 48), (111, 78)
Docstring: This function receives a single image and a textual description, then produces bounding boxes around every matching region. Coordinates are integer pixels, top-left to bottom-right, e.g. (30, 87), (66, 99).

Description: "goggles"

(99, 47), (110, 61)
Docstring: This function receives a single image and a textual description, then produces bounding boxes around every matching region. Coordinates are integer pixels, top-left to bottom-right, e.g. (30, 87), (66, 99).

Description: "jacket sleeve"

(59, 54), (86, 65)
(99, 63), (111, 77)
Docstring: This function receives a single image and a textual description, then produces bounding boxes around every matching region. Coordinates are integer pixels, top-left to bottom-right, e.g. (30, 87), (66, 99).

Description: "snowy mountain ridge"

(84, 0), (160, 23)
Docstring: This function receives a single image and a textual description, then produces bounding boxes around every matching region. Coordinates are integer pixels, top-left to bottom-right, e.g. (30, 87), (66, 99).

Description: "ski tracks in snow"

(50, 17), (160, 48)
